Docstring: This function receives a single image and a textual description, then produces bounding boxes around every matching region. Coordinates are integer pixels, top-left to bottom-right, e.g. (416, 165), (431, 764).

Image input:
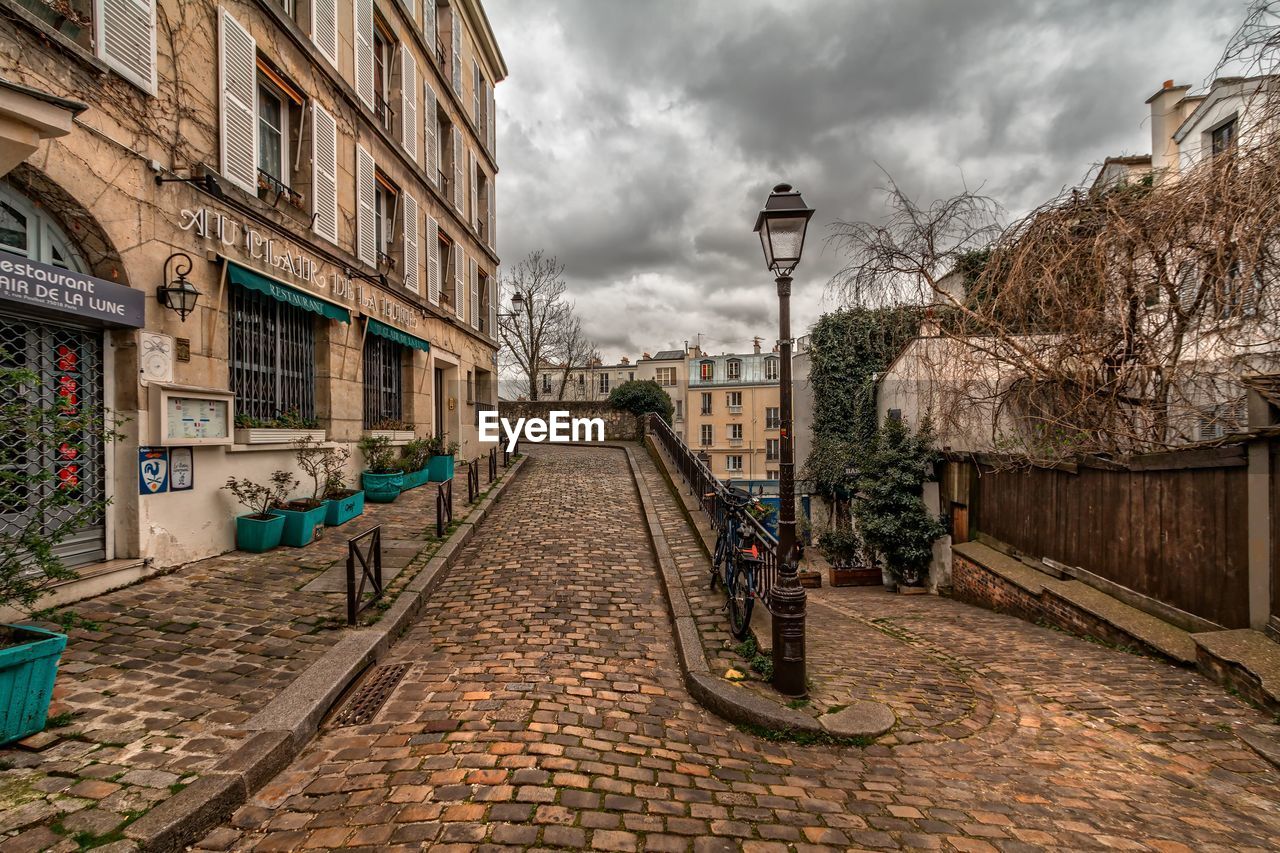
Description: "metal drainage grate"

(330, 663), (411, 727)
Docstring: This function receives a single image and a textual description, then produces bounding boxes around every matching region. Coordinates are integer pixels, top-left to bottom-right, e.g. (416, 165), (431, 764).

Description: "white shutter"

(402, 192), (419, 293)
(424, 84), (438, 187)
(401, 49), (418, 157)
(452, 128), (463, 211)
(98, 0), (157, 94)
(469, 257), (479, 330)
(311, 103), (339, 244)
(217, 8), (257, 194)
(451, 14), (462, 94)
(473, 59), (481, 124)
(488, 269), (497, 337)
(423, 0), (437, 51)
(353, 0), (375, 110)
(311, 0), (338, 66)
(356, 144), (376, 265)
(489, 181), (495, 248)
(470, 153), (479, 230)
(486, 80), (495, 153)
(453, 243), (464, 319)
(426, 214), (440, 305)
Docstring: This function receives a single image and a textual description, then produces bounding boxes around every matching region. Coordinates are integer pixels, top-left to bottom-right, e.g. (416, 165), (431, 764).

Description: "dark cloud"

(488, 0), (1245, 362)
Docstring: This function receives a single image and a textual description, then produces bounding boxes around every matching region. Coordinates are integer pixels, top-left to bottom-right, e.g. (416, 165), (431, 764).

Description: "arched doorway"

(0, 180), (107, 566)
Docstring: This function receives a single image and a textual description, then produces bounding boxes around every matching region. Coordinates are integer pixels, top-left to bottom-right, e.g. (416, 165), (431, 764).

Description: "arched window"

(0, 182), (85, 272)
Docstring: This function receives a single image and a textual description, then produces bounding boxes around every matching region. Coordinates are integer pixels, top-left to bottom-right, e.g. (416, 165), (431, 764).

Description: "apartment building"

(686, 346), (782, 482)
(635, 348), (690, 439)
(0, 0), (505, 578)
(535, 357), (635, 401)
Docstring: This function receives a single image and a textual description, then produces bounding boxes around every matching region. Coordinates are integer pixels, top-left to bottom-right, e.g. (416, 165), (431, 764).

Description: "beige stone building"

(635, 347), (690, 440)
(0, 0), (505, 588)
(534, 357), (635, 402)
(685, 345), (782, 483)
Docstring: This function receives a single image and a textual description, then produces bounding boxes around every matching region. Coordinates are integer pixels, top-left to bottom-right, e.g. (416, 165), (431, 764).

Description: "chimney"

(752, 336), (762, 355)
(642, 352), (651, 360)
(619, 356), (629, 365)
(1146, 79), (1191, 182)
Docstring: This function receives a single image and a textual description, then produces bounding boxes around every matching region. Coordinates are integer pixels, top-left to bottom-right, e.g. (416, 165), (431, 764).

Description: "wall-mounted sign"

(149, 383), (235, 446)
(169, 447), (194, 491)
(139, 447), (169, 494)
(0, 250), (145, 328)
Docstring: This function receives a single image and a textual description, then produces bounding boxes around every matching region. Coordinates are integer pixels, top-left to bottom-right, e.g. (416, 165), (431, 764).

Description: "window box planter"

(270, 500), (330, 547)
(401, 466), (431, 490)
(361, 471), (403, 503)
(0, 625), (67, 745)
(366, 429), (415, 443)
(235, 513), (285, 552)
(427, 455), (455, 482)
(234, 428), (326, 445)
(325, 490), (365, 526)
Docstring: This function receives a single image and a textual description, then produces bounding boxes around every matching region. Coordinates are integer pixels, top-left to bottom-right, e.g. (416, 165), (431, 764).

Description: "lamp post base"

(770, 569), (807, 698)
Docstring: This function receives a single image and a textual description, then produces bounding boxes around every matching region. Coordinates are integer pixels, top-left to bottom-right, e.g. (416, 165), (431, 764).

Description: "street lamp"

(754, 183), (814, 698)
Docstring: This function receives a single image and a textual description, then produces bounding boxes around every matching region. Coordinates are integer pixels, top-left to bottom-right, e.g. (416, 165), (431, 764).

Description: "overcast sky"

(486, 0), (1245, 363)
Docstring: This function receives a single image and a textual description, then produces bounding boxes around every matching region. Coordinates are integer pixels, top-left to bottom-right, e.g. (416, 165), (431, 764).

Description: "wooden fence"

(943, 444), (1250, 629)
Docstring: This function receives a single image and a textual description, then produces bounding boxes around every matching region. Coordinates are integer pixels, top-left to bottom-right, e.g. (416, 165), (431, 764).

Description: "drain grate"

(330, 663), (411, 727)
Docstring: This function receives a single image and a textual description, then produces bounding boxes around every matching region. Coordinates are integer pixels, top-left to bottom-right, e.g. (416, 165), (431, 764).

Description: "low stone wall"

(497, 400), (641, 442)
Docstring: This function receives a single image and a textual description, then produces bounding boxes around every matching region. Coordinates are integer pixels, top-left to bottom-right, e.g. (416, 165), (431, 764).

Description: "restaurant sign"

(0, 251), (145, 327)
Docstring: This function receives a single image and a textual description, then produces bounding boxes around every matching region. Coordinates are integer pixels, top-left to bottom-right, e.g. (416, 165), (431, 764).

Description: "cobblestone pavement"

(0, 466), (500, 851)
(199, 444), (1280, 852)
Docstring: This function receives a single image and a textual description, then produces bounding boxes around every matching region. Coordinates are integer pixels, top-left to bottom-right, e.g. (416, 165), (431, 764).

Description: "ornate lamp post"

(753, 183), (814, 698)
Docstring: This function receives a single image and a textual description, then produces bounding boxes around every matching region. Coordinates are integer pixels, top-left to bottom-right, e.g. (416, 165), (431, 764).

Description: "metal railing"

(346, 526), (383, 625)
(436, 478), (453, 538)
(647, 414), (779, 612)
(488, 446), (497, 483)
(467, 457), (480, 503)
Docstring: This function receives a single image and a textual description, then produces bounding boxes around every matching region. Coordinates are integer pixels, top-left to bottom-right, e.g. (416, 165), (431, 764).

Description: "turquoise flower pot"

(402, 467), (431, 490)
(270, 501), (331, 547)
(325, 490), (365, 526)
(235, 513), (285, 553)
(362, 471), (403, 503)
(428, 455), (455, 482)
(0, 625), (67, 745)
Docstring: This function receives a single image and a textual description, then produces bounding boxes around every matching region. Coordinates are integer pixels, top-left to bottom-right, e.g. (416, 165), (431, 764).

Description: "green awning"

(367, 318), (431, 353)
(227, 262), (350, 323)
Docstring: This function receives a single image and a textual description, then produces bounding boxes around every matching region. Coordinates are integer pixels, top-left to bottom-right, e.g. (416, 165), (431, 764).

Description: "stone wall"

(497, 401), (642, 442)
(952, 554), (1043, 623)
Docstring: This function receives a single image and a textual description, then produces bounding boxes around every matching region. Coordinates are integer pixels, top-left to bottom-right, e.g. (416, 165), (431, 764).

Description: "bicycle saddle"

(722, 486), (753, 509)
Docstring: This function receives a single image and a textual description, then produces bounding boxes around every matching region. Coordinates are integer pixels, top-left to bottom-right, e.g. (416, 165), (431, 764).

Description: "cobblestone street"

(199, 445), (1280, 852)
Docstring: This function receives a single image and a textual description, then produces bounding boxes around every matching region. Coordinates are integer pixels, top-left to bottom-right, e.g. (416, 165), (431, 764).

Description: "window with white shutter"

(98, 0), (157, 94)
(400, 49), (418, 157)
(218, 8), (257, 194)
(426, 214), (440, 305)
(488, 181), (495, 248)
(469, 153), (479, 230)
(453, 243), (464, 319)
(488, 269), (497, 337)
(402, 192), (419, 293)
(486, 80), (495, 153)
(469, 256), (479, 330)
(451, 8), (462, 94)
(424, 84), (438, 187)
(453, 129), (463, 211)
(312, 0), (338, 65)
(472, 59), (482, 125)
(356, 144), (377, 265)
(353, 0), (375, 110)
(311, 103), (339, 244)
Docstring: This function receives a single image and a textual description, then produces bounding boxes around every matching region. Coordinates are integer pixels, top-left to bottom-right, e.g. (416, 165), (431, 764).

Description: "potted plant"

(399, 437), (433, 490)
(359, 434), (403, 502)
(223, 471), (297, 552)
(366, 417), (416, 443)
(324, 466), (365, 527)
(267, 437), (335, 547)
(0, 360), (116, 744)
(427, 438), (459, 482)
(820, 527), (879, 587)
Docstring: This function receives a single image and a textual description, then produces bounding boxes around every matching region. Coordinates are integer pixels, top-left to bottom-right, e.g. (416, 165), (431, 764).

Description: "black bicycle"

(708, 486), (764, 640)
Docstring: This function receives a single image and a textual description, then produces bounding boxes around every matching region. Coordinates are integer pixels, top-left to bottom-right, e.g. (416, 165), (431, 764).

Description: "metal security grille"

(0, 315), (105, 567)
(229, 285), (316, 422)
(362, 333), (404, 427)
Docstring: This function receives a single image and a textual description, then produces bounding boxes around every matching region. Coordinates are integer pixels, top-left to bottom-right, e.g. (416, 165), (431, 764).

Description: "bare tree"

(555, 314), (600, 400)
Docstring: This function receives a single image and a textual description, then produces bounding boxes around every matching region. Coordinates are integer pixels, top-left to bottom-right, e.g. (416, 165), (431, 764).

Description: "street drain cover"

(331, 663), (411, 727)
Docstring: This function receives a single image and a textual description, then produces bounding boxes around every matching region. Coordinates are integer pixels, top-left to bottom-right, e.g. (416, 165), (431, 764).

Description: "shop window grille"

(229, 284), (316, 422)
(363, 334), (404, 427)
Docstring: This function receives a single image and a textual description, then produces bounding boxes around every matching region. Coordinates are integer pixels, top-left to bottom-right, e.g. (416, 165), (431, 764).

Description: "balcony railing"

(375, 93), (395, 133)
(728, 405), (742, 414)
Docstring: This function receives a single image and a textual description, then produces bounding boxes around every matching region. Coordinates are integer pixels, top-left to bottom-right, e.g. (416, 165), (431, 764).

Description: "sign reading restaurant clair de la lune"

(179, 206), (420, 331)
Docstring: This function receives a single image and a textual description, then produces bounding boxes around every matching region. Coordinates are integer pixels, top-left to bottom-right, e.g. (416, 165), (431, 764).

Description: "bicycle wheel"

(727, 559), (754, 640)
(710, 532), (726, 589)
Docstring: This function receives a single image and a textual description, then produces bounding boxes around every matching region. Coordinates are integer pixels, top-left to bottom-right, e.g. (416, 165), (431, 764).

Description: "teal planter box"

(235, 513), (285, 552)
(270, 501), (330, 547)
(402, 467), (431, 490)
(0, 625), (67, 746)
(428, 455), (455, 482)
(362, 471), (403, 503)
(325, 490), (365, 526)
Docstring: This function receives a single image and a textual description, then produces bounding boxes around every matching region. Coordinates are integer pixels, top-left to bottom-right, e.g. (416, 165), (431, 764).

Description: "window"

(674, 400), (683, 421)
(257, 81), (286, 185)
(766, 469), (778, 481)
(656, 367), (676, 386)
(701, 392), (712, 415)
(1211, 118), (1237, 156)
(726, 455), (743, 473)
(765, 407), (780, 429)
(729, 424), (743, 442)
(727, 391), (742, 412)
(478, 271), (491, 332)
(42, 0), (157, 92)
(766, 438), (779, 461)
(541, 373), (551, 393)
(765, 358), (779, 381)
(699, 360), (714, 381)
(629, 371), (635, 381)
(598, 373), (610, 395)
(363, 333), (404, 427)
(374, 172), (398, 267)
(373, 17), (395, 132)
(0, 183), (84, 270)
(252, 61), (306, 207)
(700, 424), (713, 446)
(230, 285), (316, 422)
(727, 358), (741, 380)
(1197, 398), (1246, 441)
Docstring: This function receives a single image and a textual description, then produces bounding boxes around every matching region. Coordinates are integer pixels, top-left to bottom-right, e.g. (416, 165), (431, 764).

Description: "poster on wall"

(138, 447), (169, 495)
(169, 447), (194, 491)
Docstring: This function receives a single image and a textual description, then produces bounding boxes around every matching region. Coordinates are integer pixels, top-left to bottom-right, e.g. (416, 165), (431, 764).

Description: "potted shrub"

(359, 434), (403, 502)
(0, 360), (116, 744)
(427, 438), (459, 482)
(366, 417), (416, 443)
(324, 467), (365, 527)
(820, 527), (879, 587)
(268, 437), (335, 547)
(223, 471), (297, 552)
(399, 438), (433, 490)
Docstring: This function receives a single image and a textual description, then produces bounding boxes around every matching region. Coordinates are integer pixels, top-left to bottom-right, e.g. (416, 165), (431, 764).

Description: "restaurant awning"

(226, 262), (349, 323)
(367, 318), (431, 353)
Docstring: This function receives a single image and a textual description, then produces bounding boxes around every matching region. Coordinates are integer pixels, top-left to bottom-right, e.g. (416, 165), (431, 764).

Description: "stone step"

(1046, 581), (1197, 664)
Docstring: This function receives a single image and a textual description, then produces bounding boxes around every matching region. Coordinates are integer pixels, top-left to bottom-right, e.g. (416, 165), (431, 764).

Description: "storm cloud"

(487, 0), (1243, 361)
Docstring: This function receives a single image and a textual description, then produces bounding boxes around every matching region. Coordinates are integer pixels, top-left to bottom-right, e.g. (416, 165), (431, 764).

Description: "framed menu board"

(149, 384), (235, 446)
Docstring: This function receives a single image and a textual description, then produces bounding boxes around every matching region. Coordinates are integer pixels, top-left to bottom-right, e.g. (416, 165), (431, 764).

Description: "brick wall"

(952, 554), (1042, 623)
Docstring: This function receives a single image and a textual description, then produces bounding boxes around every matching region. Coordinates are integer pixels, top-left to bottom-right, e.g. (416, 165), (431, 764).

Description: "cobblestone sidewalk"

(0, 464), (509, 852)
(198, 445), (1280, 852)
